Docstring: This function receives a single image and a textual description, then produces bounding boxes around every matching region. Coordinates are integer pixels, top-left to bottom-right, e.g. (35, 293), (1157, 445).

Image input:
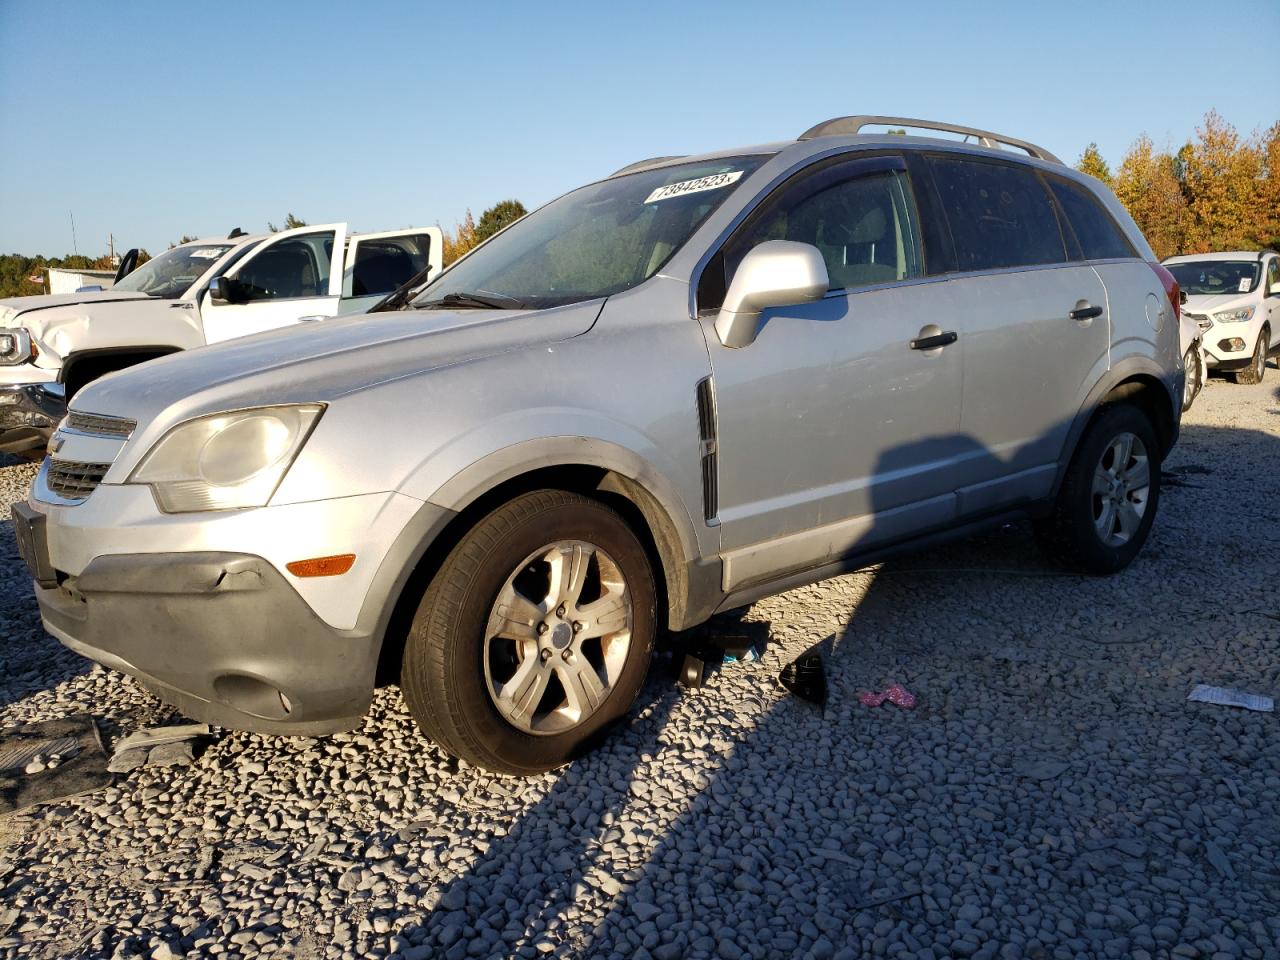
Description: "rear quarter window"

(926, 155), (1066, 271)
(1046, 177), (1136, 261)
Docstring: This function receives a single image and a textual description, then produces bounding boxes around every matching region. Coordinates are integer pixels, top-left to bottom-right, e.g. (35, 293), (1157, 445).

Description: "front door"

(199, 223), (347, 344)
(702, 155), (965, 592)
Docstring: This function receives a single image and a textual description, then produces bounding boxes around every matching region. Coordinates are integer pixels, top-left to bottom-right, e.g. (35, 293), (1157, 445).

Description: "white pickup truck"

(0, 221), (441, 454)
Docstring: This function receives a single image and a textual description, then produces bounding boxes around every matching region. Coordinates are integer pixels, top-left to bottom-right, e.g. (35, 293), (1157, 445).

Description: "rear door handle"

(1070, 305), (1104, 321)
(910, 331), (958, 350)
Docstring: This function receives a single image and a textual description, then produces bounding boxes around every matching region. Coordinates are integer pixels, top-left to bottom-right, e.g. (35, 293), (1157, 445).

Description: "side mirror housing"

(714, 241), (829, 348)
(208, 276), (245, 305)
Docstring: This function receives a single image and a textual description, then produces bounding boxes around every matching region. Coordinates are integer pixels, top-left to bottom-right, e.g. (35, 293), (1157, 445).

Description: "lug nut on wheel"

(537, 622), (548, 635)
(540, 648), (553, 662)
(556, 604), (566, 617)
(572, 621), (583, 633)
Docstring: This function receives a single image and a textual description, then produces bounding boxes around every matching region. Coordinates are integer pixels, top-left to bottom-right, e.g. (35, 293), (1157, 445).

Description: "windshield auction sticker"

(189, 248), (227, 259)
(645, 171), (743, 203)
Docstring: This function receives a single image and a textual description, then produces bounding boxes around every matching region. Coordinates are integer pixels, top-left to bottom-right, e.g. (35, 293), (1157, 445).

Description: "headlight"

(1213, 306), (1255, 323)
(0, 328), (32, 365)
(129, 404), (323, 513)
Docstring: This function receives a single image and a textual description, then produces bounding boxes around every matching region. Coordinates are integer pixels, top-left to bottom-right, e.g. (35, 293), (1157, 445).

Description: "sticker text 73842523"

(644, 171), (744, 204)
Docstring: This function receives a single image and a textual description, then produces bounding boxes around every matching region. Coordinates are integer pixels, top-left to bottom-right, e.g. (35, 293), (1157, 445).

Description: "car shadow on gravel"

(383, 423), (1279, 960)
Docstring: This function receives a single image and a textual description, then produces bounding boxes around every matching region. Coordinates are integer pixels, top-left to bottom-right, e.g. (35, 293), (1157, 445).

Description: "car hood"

(0, 290), (153, 324)
(75, 299), (606, 431)
(1181, 292), (1255, 315)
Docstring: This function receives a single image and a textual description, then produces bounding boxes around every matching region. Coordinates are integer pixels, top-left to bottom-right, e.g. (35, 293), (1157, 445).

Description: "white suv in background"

(1165, 251), (1280, 385)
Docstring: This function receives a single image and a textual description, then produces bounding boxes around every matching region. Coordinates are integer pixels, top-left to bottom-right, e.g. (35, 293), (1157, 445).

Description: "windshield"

(1168, 260), (1260, 297)
(113, 243), (234, 298)
(410, 156), (769, 309)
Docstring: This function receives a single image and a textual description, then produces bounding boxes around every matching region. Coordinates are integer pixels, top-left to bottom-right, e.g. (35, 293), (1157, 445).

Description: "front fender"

(408, 414), (707, 566)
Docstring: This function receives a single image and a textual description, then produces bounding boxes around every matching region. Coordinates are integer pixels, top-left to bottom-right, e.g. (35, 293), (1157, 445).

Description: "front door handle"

(1070, 305), (1104, 321)
(910, 330), (958, 350)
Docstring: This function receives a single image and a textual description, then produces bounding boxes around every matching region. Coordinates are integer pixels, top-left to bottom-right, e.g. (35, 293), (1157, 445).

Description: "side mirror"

(208, 276), (245, 305)
(1179, 289), (1187, 306)
(714, 241), (829, 349)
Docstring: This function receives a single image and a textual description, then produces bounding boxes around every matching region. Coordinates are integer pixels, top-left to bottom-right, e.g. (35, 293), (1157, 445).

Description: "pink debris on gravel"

(858, 684), (916, 709)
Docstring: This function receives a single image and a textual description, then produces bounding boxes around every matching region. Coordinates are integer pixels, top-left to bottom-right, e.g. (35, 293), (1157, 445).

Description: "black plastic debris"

(0, 714), (111, 814)
(778, 648), (828, 709)
(679, 652), (705, 688)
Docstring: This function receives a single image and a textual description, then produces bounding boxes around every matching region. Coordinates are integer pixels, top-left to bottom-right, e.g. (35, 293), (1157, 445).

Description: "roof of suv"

(608, 115), (1064, 179)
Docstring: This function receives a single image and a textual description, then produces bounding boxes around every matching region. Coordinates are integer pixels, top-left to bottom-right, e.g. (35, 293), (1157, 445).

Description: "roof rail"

(610, 155), (687, 177)
(798, 115), (1062, 165)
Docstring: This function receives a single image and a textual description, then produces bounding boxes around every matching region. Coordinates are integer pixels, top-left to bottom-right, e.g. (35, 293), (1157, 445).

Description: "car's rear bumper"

(32, 549), (379, 735)
(0, 382), (64, 454)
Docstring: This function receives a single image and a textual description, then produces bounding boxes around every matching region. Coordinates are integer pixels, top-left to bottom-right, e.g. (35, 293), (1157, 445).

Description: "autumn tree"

(474, 200), (527, 244)
(1075, 142), (1112, 185)
(1180, 111), (1265, 253)
(1113, 135), (1189, 259)
(440, 209), (478, 265)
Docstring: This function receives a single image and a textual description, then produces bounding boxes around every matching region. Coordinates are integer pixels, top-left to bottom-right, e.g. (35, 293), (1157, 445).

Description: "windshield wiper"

(417, 290), (528, 310)
(369, 263), (437, 313)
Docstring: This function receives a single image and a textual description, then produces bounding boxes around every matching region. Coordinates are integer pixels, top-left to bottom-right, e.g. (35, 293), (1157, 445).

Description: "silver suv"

(16, 116), (1184, 774)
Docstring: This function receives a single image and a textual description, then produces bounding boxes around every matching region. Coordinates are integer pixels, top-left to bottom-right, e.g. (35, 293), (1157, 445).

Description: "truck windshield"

(113, 243), (234, 299)
(410, 155), (769, 310)
(1167, 260), (1260, 297)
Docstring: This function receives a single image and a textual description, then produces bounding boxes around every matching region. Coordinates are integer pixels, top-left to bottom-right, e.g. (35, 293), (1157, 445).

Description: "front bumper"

(0, 382), (65, 454)
(31, 548), (379, 735)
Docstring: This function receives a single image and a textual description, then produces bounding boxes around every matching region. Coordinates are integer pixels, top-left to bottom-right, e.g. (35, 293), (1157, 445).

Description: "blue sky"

(1, 0), (1276, 256)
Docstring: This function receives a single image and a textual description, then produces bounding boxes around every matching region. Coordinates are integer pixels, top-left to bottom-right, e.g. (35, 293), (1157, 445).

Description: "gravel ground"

(2, 375), (1279, 960)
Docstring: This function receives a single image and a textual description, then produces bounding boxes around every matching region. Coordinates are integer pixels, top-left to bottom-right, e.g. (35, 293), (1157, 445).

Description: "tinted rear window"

(1047, 177), (1135, 261)
(927, 156), (1066, 271)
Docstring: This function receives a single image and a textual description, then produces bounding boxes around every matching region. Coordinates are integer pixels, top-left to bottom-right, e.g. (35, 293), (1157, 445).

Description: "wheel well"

(374, 464), (680, 685)
(61, 347), (181, 400)
(1097, 374), (1176, 457)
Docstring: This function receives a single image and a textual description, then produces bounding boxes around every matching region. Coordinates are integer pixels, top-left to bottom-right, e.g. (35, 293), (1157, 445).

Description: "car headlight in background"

(129, 404), (323, 512)
(1213, 306), (1255, 323)
(0, 328), (33, 365)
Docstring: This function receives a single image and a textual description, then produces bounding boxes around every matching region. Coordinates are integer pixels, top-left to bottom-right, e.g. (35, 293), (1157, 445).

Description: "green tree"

(474, 200), (527, 244)
(1075, 142), (1113, 185)
(267, 213), (308, 233)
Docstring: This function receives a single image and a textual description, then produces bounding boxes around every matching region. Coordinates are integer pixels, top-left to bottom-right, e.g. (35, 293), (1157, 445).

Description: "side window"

(727, 168), (923, 294)
(234, 231), (335, 301)
(1046, 177), (1136, 261)
(927, 156), (1066, 271)
(350, 234), (432, 296)
(1269, 258), (1279, 295)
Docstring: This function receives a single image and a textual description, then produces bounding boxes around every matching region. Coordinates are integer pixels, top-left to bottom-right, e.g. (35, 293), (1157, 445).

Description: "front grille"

(47, 459), (110, 501)
(67, 410), (136, 438)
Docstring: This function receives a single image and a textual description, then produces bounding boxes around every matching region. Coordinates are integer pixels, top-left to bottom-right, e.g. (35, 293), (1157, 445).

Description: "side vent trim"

(695, 376), (719, 523)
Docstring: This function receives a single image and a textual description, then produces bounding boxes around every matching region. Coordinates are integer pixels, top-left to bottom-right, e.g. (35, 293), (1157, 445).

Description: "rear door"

(339, 227), (444, 314)
(920, 154), (1110, 516)
(198, 223), (347, 344)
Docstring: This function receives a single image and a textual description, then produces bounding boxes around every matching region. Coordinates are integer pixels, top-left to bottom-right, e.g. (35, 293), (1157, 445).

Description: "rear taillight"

(1149, 262), (1180, 323)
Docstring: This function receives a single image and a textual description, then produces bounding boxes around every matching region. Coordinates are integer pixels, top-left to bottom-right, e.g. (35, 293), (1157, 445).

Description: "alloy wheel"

(483, 540), (632, 735)
(1091, 432), (1150, 548)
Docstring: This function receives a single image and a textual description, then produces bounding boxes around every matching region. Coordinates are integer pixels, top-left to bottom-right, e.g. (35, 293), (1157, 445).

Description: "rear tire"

(1035, 403), (1161, 575)
(1231, 328), (1267, 385)
(400, 490), (656, 775)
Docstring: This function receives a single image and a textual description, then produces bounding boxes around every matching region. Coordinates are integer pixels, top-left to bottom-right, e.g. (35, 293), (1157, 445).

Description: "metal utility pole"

(109, 233), (115, 266)
(70, 211), (79, 255)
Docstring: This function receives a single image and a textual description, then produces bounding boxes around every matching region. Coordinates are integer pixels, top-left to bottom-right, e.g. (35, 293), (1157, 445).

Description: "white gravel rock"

(2, 379), (1280, 959)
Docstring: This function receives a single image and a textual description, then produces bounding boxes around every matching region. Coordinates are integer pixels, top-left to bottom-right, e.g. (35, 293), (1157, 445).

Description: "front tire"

(400, 490), (656, 775)
(1036, 403), (1161, 575)
(1181, 346), (1201, 412)
(1231, 327), (1268, 385)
